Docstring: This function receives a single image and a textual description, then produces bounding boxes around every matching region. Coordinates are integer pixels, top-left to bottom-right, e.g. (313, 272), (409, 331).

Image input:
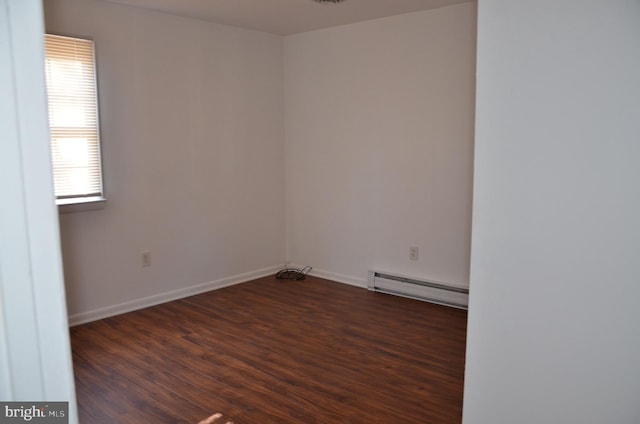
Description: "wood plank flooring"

(70, 275), (467, 423)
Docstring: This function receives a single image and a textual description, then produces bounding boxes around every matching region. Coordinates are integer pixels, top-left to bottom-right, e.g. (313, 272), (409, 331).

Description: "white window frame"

(44, 33), (105, 212)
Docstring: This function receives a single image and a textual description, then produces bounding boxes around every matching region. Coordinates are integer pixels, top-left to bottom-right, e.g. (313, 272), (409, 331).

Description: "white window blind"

(44, 34), (103, 200)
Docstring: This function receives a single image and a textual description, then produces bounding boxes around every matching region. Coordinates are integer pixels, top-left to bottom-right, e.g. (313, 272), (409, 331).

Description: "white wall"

(0, 0), (77, 419)
(464, 1), (640, 423)
(44, 0), (286, 323)
(284, 3), (477, 286)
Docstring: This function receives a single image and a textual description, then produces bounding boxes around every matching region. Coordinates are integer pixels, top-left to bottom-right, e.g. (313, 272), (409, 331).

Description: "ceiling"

(101, 0), (472, 35)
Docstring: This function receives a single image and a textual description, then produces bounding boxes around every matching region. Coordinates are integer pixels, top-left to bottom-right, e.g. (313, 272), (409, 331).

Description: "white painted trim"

(0, 1), (78, 421)
(288, 264), (368, 288)
(57, 196), (106, 213)
(68, 264), (284, 326)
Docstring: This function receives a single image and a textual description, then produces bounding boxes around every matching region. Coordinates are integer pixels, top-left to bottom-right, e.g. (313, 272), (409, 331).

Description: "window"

(44, 34), (104, 206)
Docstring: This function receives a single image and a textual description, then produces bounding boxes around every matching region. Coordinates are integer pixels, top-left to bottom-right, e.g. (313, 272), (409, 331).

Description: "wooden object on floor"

(71, 275), (467, 423)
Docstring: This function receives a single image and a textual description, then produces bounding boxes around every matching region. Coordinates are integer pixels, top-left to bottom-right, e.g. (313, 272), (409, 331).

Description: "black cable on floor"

(276, 266), (312, 281)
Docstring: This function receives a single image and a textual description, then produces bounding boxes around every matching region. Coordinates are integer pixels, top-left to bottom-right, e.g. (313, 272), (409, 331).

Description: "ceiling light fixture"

(312, 0), (345, 3)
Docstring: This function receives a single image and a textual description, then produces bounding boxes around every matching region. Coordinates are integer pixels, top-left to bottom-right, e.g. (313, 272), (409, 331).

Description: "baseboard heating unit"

(367, 271), (469, 309)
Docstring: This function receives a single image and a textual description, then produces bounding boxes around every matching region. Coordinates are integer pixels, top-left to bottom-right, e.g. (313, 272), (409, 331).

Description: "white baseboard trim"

(288, 264), (367, 289)
(68, 264), (284, 326)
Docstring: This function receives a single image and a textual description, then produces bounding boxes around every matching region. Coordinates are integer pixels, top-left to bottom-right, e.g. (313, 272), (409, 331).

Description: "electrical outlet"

(141, 250), (151, 267)
(409, 246), (419, 261)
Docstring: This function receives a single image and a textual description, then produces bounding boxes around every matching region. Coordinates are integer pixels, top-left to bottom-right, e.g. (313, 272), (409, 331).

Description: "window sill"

(57, 196), (106, 214)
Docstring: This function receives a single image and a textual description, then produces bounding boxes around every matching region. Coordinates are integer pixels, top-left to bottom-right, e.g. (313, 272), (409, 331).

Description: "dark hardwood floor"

(70, 275), (467, 423)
